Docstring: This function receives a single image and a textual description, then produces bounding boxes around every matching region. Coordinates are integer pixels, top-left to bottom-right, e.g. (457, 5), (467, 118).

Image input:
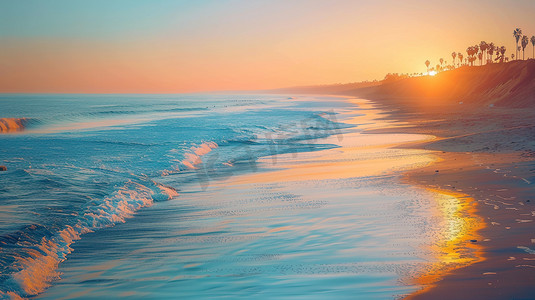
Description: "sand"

(382, 108), (535, 300)
(406, 152), (535, 299)
(345, 63), (535, 298)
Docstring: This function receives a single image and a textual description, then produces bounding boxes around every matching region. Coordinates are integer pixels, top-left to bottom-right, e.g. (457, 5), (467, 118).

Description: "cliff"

(350, 60), (535, 109)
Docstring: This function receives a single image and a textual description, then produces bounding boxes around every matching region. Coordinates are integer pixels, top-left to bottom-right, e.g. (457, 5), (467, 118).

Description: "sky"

(1, 0), (535, 93)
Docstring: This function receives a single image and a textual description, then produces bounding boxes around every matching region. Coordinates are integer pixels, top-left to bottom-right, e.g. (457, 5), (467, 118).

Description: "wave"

(65, 107), (208, 119)
(161, 141), (219, 175)
(0, 118), (35, 133)
(0, 106), (207, 135)
(0, 180), (178, 299)
(0, 104), (349, 298)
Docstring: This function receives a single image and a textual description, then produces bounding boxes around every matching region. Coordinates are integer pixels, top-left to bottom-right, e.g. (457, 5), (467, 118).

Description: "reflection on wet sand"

(409, 189), (485, 297)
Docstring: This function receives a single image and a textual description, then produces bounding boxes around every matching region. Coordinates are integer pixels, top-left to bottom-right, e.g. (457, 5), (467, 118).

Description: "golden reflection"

(409, 188), (485, 297)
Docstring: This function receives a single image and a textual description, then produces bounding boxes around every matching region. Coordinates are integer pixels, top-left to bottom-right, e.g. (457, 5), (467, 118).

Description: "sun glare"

(428, 71), (437, 76)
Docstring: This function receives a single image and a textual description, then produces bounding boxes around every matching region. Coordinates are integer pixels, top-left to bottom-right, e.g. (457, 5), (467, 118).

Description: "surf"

(0, 118), (29, 133)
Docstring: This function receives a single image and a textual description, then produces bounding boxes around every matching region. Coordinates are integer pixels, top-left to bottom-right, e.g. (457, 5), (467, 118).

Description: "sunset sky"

(1, 0), (535, 93)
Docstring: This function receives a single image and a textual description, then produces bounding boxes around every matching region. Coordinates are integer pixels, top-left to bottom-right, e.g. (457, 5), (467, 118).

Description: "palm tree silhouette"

(478, 52), (483, 65)
(521, 35), (528, 60)
(425, 60), (430, 73)
(466, 46), (479, 66)
(531, 36), (535, 59)
(439, 58), (444, 69)
(488, 42), (495, 62)
(458, 53), (463, 66)
(451, 52), (457, 67)
(499, 46), (506, 63)
(466, 47), (472, 65)
(514, 28), (522, 60)
(494, 46), (506, 63)
(479, 41), (488, 64)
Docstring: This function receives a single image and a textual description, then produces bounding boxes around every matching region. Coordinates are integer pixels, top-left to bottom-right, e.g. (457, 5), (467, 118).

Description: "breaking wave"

(0, 94), (351, 299)
(0, 139), (223, 298)
(161, 141), (219, 175)
(0, 180), (178, 299)
(0, 118), (37, 133)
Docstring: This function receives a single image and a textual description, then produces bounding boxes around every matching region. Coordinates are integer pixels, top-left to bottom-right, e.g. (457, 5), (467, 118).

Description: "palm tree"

(466, 46), (473, 65)
(425, 60), (430, 73)
(466, 46), (478, 66)
(521, 35), (528, 60)
(514, 28), (522, 60)
(439, 58), (444, 68)
(451, 52), (457, 67)
(531, 36), (535, 59)
(478, 52), (483, 65)
(495, 46), (506, 63)
(488, 43), (495, 63)
(480, 41), (488, 64)
(458, 53), (463, 66)
(499, 46), (506, 63)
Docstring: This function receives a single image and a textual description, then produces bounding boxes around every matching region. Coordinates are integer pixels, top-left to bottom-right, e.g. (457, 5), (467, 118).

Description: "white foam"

(161, 141), (219, 175)
(4, 180), (178, 298)
(181, 142), (218, 170)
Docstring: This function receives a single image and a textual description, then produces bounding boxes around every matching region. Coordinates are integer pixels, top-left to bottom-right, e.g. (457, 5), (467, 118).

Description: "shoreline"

(35, 94), (450, 299)
(5, 92), (532, 299)
(350, 94), (535, 299)
(211, 95), (486, 298)
(243, 95), (493, 296)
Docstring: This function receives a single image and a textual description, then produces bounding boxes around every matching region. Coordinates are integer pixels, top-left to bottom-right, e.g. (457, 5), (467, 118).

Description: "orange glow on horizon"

(1, 1), (534, 93)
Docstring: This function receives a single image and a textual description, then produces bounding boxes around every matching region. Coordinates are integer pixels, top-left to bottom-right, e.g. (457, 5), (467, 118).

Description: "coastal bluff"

(350, 59), (535, 109)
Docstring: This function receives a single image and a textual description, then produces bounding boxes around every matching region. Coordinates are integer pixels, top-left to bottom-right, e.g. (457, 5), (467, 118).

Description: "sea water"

(0, 94), (443, 299)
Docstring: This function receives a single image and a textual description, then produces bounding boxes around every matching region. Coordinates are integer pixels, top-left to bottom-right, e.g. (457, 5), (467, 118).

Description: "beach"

(1, 62), (534, 299)
(343, 61), (535, 299)
(2, 2), (534, 299)
(258, 60), (535, 298)
(0, 94), (487, 299)
(371, 105), (535, 299)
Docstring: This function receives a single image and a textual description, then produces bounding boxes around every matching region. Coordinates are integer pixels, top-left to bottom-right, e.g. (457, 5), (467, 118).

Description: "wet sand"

(406, 152), (535, 299)
(358, 99), (535, 299)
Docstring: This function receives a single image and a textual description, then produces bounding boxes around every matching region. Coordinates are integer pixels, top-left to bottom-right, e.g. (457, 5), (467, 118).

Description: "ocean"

(0, 94), (462, 299)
